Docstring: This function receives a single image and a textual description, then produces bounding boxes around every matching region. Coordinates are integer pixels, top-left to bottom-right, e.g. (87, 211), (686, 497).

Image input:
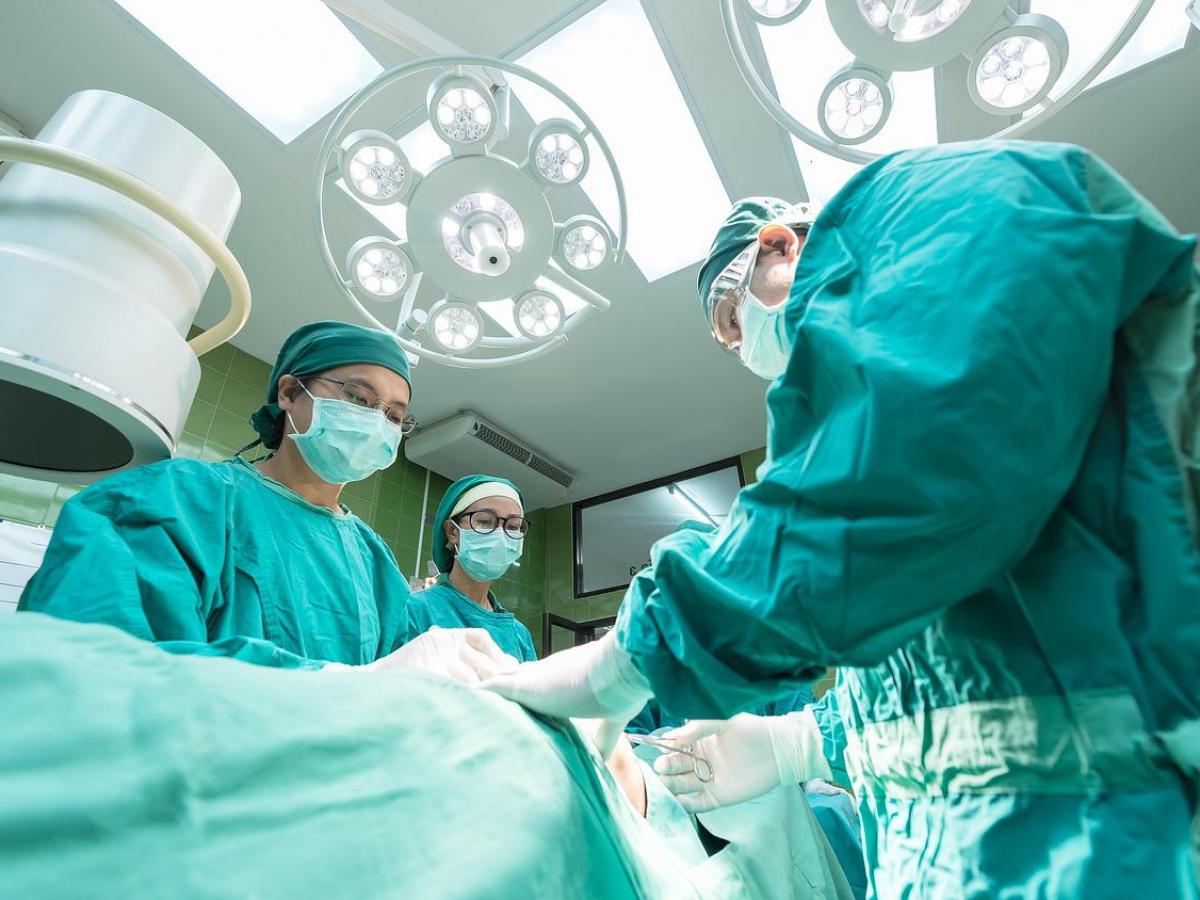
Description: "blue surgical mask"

(453, 523), (523, 582)
(738, 291), (792, 381)
(287, 385), (401, 485)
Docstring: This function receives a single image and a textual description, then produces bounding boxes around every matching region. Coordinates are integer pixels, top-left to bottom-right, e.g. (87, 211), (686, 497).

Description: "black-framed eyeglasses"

(306, 375), (417, 434)
(454, 509), (530, 539)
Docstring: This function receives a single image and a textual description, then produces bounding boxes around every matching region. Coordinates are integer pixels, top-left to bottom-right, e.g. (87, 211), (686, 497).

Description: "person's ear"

(757, 224), (801, 262)
(444, 518), (459, 551)
(276, 375), (303, 412)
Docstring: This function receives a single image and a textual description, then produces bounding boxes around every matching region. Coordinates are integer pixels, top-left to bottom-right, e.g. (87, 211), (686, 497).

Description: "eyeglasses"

(454, 509), (530, 539)
(306, 375), (417, 433)
(705, 222), (811, 354)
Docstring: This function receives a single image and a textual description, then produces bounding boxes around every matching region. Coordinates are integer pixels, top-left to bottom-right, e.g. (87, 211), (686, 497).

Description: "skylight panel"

(516, 0), (731, 282)
(112, 0), (382, 143)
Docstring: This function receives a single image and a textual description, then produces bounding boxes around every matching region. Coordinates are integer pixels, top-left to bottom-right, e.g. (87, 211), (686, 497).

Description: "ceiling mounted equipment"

(0, 90), (250, 483)
(722, 0), (1171, 164)
(314, 55), (629, 369)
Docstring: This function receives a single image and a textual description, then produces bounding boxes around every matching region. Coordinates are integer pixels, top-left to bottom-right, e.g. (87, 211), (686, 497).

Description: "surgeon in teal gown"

(21, 321), (513, 679)
(487, 142), (1200, 897)
(406, 474), (538, 662)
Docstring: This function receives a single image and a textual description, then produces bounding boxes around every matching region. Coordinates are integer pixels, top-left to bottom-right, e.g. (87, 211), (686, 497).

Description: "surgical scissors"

(625, 733), (715, 783)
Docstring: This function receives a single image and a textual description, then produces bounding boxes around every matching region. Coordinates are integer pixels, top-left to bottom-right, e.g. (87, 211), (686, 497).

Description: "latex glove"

(804, 777), (849, 798)
(328, 627), (519, 685)
(653, 708), (830, 814)
(482, 632), (652, 758)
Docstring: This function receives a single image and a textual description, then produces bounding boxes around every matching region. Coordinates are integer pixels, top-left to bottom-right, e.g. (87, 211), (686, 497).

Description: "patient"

(1, 611), (850, 898)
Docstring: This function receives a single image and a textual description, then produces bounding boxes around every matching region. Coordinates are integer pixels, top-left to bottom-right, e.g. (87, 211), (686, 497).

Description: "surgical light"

(969, 14), (1068, 115)
(515, 290), (565, 340)
(338, 130), (409, 205)
(0, 90), (249, 483)
(818, 67), (892, 145)
(860, 0), (972, 42)
(528, 119), (588, 187)
(559, 216), (610, 272)
(430, 302), (483, 352)
(428, 73), (497, 147)
(346, 237), (410, 299)
(316, 55), (627, 368)
(743, 0), (810, 25)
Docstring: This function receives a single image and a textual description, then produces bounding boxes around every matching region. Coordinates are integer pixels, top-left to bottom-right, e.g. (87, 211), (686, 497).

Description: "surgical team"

(13, 139), (1200, 898)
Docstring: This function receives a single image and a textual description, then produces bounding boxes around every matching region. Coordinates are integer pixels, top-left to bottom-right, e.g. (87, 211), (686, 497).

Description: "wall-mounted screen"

(572, 458), (744, 598)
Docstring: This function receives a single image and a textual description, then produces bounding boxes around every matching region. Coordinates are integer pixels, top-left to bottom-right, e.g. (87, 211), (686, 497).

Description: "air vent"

(528, 453), (573, 488)
(472, 423), (529, 463)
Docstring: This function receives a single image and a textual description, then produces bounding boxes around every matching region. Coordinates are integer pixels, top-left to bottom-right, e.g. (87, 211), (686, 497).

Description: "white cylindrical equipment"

(0, 90), (241, 482)
(462, 211), (510, 277)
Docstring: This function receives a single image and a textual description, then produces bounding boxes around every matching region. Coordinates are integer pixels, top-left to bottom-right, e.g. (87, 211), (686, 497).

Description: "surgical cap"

(695, 196), (797, 317)
(432, 474), (525, 574)
(249, 321), (413, 450)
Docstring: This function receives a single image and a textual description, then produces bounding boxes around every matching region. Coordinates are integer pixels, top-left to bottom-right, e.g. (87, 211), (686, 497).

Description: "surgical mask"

(453, 523), (523, 582)
(738, 292), (792, 381)
(287, 385), (401, 484)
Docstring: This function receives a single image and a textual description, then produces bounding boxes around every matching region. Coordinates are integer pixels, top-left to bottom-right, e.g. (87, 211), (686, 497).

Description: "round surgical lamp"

(514, 289), (565, 340)
(314, 56), (628, 369)
(346, 237), (412, 299)
(527, 119), (589, 187)
(742, 0), (811, 26)
(429, 301), (484, 353)
(818, 66), (893, 145)
(558, 215), (611, 272)
(339, 129), (412, 205)
(968, 14), (1068, 115)
(0, 90), (249, 483)
(428, 72), (498, 148)
(721, 0), (1160, 165)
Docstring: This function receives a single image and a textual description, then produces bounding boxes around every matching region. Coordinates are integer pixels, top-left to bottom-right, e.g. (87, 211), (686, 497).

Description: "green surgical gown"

(19, 456), (410, 669)
(406, 576), (538, 662)
(616, 141), (1200, 897)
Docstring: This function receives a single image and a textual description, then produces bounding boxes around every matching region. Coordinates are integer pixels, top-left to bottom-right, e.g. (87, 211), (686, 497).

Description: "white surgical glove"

(482, 631), (652, 758)
(330, 627), (520, 685)
(653, 708), (830, 814)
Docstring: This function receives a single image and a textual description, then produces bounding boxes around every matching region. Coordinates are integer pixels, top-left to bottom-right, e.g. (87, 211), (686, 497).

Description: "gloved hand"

(325, 627), (520, 685)
(653, 708), (830, 813)
(482, 631), (652, 758)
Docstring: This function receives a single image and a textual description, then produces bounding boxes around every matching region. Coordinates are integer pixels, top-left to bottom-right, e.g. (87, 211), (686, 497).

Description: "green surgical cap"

(249, 321), (413, 450)
(432, 474), (524, 574)
(695, 196), (795, 318)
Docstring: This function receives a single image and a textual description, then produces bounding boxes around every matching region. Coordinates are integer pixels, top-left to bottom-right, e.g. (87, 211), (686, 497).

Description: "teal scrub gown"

(19, 456), (410, 669)
(616, 142), (1200, 898)
(406, 575), (537, 662)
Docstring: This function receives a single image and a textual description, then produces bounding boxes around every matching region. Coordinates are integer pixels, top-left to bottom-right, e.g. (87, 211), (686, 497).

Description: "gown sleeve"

(19, 461), (327, 670)
(615, 143), (1198, 717)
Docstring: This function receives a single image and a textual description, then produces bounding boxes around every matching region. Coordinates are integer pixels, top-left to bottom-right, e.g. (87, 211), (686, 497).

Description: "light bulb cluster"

(560, 219), (609, 271)
(321, 57), (626, 367)
(818, 68), (892, 145)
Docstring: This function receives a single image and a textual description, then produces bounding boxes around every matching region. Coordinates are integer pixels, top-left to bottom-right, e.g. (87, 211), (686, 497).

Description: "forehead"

(320, 364), (410, 407)
(463, 495), (523, 517)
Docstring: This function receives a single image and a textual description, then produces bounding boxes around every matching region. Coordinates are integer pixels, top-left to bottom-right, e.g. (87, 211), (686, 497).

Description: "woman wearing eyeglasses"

(406, 475), (538, 662)
(21, 322), (517, 683)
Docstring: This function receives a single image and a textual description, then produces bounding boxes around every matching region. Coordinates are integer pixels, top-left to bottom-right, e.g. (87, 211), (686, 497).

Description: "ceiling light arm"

(541, 262), (611, 311)
(0, 136), (252, 358)
(406, 333), (569, 369)
(985, 0), (1157, 140)
(720, 0), (875, 164)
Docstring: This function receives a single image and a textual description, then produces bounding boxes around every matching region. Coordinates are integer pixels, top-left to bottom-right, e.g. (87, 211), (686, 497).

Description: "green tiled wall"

(0, 340), (549, 639)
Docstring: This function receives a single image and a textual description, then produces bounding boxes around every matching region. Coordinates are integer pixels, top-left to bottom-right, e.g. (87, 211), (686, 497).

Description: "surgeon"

(406, 474), (538, 662)
(22, 320), (517, 681)
(486, 142), (1200, 897)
